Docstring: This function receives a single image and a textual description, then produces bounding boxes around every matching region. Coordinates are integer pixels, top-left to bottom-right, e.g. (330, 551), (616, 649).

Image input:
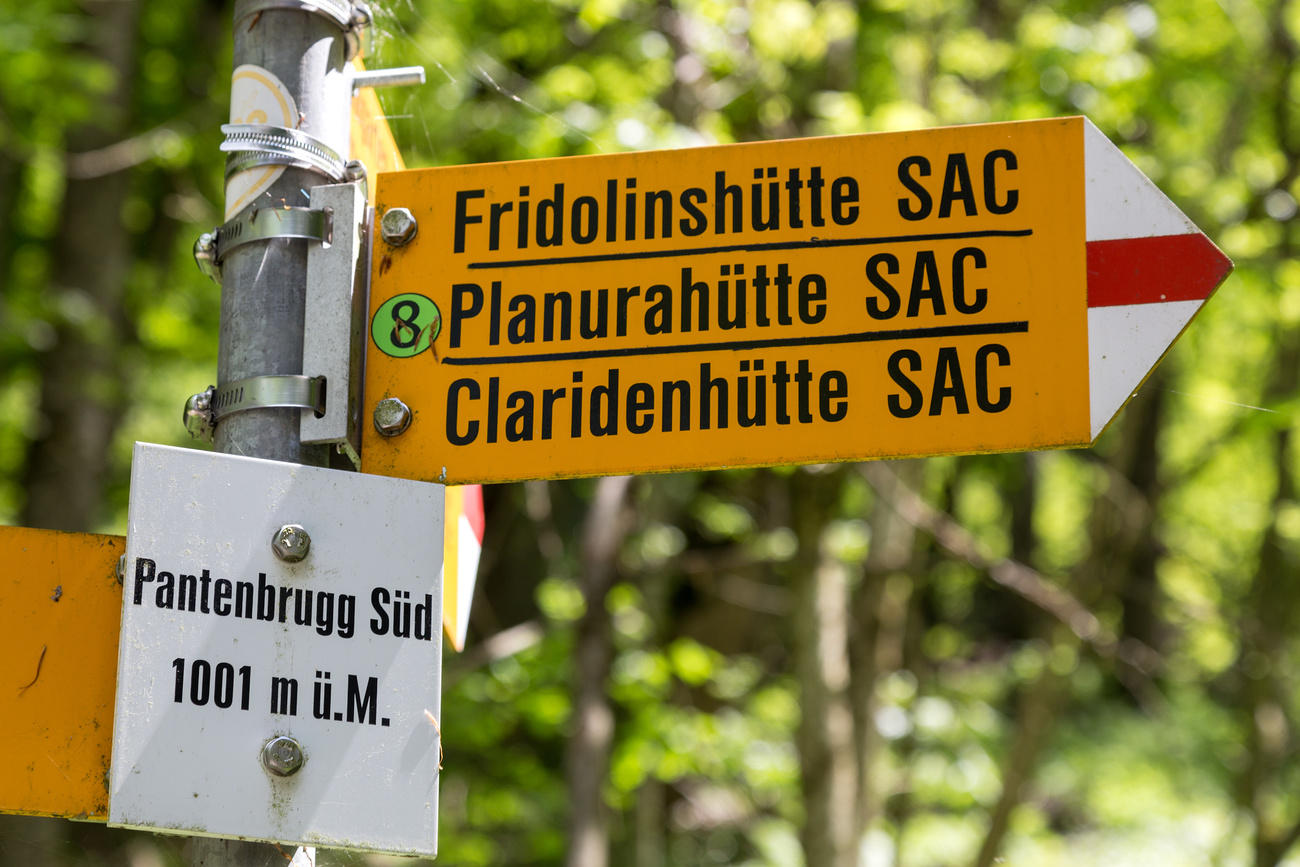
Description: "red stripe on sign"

(1087, 233), (1232, 308)
(462, 484), (485, 542)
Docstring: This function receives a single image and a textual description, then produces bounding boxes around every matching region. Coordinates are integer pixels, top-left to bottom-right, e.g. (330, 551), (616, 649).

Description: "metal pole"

(215, 2), (351, 462)
(186, 2), (356, 862)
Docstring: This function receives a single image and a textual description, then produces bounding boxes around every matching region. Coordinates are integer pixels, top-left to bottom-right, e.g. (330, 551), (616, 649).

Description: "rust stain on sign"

(0, 526), (123, 821)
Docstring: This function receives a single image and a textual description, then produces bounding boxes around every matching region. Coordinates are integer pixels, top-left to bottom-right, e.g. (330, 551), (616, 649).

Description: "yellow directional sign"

(0, 526), (122, 821)
(361, 117), (1228, 485)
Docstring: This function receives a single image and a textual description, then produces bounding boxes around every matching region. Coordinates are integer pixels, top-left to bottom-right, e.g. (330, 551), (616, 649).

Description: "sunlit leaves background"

(1, 0), (1296, 865)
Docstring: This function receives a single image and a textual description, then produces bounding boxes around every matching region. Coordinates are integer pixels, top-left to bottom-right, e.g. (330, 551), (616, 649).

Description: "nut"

(261, 735), (304, 777)
(380, 207), (417, 246)
(193, 232), (220, 283)
(373, 397), (412, 437)
(271, 524), (311, 563)
(183, 387), (215, 442)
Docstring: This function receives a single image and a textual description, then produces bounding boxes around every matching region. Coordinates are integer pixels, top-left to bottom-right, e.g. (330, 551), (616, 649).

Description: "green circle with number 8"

(372, 293), (441, 358)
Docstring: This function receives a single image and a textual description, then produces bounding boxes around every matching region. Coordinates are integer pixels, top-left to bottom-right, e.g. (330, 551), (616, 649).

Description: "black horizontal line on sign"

(441, 320), (1030, 366)
(466, 228), (1034, 269)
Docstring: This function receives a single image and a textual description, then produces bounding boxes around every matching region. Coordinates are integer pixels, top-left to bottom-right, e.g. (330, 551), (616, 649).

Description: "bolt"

(193, 232), (220, 284)
(351, 1), (373, 29)
(261, 735), (304, 777)
(183, 387), (215, 442)
(374, 397), (412, 437)
(272, 524), (311, 563)
(116, 554), (126, 584)
(380, 207), (417, 246)
(344, 159), (367, 183)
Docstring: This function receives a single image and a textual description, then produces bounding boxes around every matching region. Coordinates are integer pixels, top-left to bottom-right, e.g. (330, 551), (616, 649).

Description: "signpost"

(0, 75), (478, 833)
(109, 443), (444, 856)
(0, 39), (1233, 855)
(360, 116), (1231, 485)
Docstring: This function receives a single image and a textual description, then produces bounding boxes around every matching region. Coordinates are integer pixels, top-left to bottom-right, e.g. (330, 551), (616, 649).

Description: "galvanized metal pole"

(185, 2), (356, 863)
(214, 1), (352, 463)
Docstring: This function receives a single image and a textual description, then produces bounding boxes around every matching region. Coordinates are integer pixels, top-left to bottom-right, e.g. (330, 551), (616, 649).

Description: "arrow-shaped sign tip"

(1084, 120), (1234, 439)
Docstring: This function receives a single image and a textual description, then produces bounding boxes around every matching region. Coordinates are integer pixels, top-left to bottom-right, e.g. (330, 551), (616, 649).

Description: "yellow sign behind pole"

(350, 68), (483, 649)
(363, 118), (1088, 485)
(0, 526), (122, 820)
(349, 59), (405, 201)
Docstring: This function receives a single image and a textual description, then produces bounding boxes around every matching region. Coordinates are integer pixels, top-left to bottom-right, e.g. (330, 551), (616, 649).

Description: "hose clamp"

(221, 123), (347, 183)
(234, 0), (371, 59)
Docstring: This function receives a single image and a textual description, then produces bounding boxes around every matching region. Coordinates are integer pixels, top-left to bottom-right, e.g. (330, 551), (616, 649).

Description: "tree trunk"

(566, 476), (634, 867)
(20, 0), (141, 531)
(634, 778), (665, 867)
(973, 662), (1067, 867)
(1241, 335), (1300, 867)
(789, 467), (858, 867)
(0, 153), (22, 296)
(850, 459), (922, 852)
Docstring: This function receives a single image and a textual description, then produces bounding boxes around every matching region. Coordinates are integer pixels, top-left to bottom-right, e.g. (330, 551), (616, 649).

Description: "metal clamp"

(234, 0), (371, 59)
(221, 123), (347, 183)
(192, 205), (331, 284)
(217, 205), (331, 262)
(213, 375), (325, 421)
(183, 376), (325, 442)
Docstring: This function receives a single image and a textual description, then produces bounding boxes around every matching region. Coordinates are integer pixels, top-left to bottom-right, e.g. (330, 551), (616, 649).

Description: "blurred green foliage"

(4, 0), (1300, 865)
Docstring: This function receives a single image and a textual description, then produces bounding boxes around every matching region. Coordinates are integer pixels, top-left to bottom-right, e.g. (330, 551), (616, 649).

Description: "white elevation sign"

(109, 443), (444, 857)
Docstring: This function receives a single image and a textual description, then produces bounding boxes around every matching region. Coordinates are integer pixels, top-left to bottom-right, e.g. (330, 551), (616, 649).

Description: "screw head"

(374, 397), (412, 436)
(261, 735), (304, 777)
(344, 159), (367, 183)
(380, 207), (418, 246)
(272, 524), (311, 563)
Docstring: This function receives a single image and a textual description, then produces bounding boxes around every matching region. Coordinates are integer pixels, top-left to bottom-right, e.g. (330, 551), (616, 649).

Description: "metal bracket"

(183, 376), (324, 443)
(221, 123), (348, 183)
(233, 0), (371, 60)
(302, 182), (368, 468)
(188, 179), (367, 455)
